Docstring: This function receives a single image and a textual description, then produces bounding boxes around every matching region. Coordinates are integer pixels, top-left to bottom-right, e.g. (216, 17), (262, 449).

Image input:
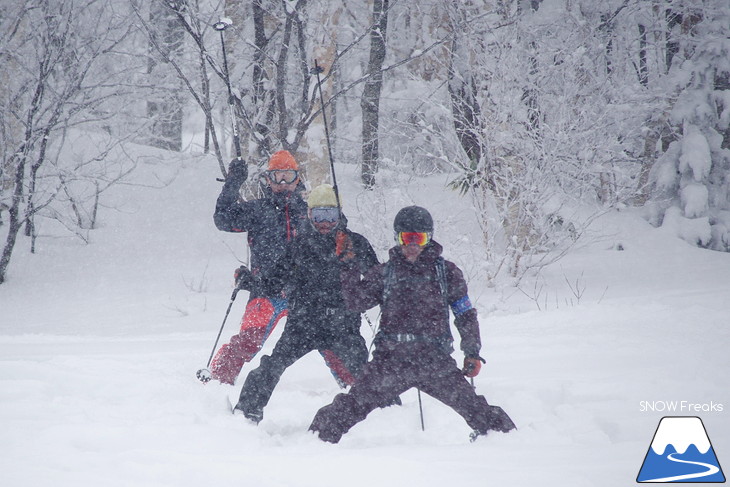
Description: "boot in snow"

(488, 405), (516, 433)
(470, 405), (516, 442)
(233, 403), (263, 425)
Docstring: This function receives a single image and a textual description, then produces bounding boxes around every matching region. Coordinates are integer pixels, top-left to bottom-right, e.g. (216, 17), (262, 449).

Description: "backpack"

(376, 257), (454, 354)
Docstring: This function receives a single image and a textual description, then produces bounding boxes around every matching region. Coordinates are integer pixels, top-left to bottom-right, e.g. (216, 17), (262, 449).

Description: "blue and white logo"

(637, 416), (725, 483)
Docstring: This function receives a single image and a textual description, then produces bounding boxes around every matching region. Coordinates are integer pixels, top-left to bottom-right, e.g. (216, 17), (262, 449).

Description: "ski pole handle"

(215, 20), (242, 159)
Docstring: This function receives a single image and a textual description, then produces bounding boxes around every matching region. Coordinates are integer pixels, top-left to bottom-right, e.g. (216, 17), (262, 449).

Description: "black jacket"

(214, 182), (309, 295)
(259, 222), (378, 329)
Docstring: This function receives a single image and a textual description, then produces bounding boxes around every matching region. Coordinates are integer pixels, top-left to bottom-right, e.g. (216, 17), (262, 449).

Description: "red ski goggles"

(310, 207), (340, 223)
(266, 169), (299, 184)
(397, 232), (431, 247)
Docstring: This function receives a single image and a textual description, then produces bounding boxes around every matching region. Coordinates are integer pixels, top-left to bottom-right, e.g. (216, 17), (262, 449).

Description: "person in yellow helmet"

(231, 184), (389, 424)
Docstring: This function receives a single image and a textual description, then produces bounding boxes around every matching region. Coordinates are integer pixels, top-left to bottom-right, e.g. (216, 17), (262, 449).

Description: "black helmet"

(393, 206), (434, 233)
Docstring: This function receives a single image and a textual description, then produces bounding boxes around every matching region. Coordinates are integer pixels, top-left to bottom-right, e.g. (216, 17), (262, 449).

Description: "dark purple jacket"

(341, 241), (481, 357)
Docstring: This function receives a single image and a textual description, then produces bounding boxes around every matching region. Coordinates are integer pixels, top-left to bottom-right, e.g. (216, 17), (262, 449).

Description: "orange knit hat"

(267, 150), (299, 171)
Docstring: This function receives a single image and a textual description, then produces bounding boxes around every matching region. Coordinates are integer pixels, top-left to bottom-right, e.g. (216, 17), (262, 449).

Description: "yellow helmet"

(307, 184), (339, 208)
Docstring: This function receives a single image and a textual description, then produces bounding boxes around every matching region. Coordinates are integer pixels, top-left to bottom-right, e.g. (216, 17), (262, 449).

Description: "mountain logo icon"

(637, 416), (726, 483)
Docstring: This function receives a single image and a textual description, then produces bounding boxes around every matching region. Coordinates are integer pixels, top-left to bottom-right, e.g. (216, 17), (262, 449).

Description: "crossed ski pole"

(197, 19), (246, 383)
(312, 60), (344, 220)
(196, 286), (240, 382)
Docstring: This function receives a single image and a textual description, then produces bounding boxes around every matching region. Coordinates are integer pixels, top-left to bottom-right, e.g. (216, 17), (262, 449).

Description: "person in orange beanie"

(201, 151), (360, 388)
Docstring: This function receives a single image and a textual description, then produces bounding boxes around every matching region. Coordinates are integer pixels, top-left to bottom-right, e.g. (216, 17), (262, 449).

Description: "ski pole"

(213, 19), (242, 161)
(212, 19), (251, 267)
(196, 287), (240, 382)
(312, 60), (342, 217)
(417, 389), (425, 431)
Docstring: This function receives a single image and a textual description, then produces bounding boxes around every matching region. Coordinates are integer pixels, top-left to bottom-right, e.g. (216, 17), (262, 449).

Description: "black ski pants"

(235, 313), (368, 418)
(309, 341), (499, 443)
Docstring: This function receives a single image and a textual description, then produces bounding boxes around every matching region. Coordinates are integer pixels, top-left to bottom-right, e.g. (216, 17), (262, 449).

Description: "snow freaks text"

(639, 401), (724, 413)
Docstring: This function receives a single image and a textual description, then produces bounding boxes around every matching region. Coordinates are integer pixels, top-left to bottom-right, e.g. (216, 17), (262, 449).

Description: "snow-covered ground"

(1, 151), (728, 487)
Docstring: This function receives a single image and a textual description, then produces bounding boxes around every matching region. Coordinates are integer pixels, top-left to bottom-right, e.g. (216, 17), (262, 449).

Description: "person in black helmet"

(309, 205), (516, 443)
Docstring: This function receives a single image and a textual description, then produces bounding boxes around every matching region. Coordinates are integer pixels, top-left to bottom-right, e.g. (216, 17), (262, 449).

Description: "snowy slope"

(1, 150), (728, 487)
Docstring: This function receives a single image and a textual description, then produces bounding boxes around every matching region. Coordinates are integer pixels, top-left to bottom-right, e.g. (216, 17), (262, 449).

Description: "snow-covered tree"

(649, 0), (730, 251)
(442, 0), (645, 279)
(146, 1), (185, 152)
(0, 0), (145, 284)
(133, 0), (232, 175)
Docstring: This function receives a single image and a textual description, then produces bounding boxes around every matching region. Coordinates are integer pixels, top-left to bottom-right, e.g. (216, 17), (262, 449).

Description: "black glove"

(234, 265), (253, 290)
(225, 158), (248, 187)
(462, 355), (486, 378)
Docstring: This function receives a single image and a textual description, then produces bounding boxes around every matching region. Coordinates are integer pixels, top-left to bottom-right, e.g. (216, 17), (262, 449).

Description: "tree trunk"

(600, 13), (613, 75)
(634, 114), (668, 205)
(0, 153), (26, 284)
(638, 24), (648, 86)
(665, 8), (681, 73)
(251, 0), (273, 159)
(361, 0), (389, 189)
(448, 38), (483, 171)
(717, 72), (730, 150)
(1, 53), (46, 284)
(24, 134), (46, 239)
(147, 2), (184, 151)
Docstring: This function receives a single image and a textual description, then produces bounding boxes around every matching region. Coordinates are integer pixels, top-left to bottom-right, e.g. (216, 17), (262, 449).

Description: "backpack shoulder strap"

(382, 261), (395, 305)
(435, 257), (448, 302)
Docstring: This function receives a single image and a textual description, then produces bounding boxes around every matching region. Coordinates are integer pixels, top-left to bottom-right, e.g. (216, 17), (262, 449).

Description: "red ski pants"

(210, 297), (287, 385)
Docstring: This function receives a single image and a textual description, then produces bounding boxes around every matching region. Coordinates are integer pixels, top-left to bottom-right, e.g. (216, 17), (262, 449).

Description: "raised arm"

(213, 158), (253, 232)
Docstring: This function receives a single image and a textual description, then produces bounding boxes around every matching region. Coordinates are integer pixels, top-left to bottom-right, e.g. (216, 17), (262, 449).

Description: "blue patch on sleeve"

(450, 295), (473, 316)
